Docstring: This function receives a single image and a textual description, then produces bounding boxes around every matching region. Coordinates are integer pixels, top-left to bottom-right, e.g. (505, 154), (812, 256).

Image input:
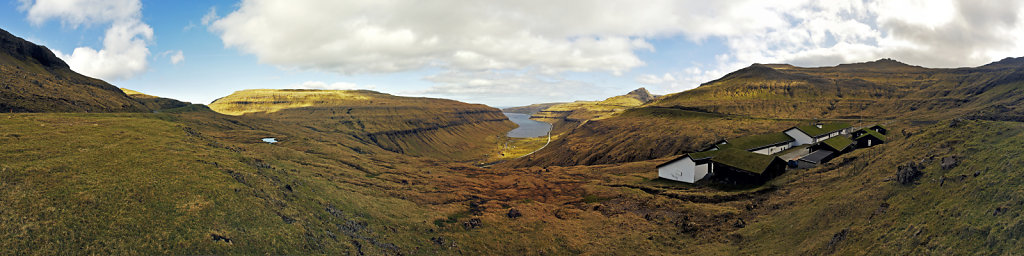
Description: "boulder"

(507, 208), (523, 219)
(896, 162), (924, 185)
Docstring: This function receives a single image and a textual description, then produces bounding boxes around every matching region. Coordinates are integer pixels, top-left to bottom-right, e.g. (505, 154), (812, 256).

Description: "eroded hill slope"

(209, 89), (515, 161)
(0, 28), (149, 113)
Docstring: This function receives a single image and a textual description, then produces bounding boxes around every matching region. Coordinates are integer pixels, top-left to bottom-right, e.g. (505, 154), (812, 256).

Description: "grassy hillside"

(0, 28), (150, 113)
(730, 119), (1024, 254)
(4, 23), (1024, 254)
(651, 58), (1024, 120)
(0, 111), (746, 254)
(505, 107), (804, 167)
(209, 89), (516, 162)
(513, 58), (1024, 167)
(121, 88), (192, 112)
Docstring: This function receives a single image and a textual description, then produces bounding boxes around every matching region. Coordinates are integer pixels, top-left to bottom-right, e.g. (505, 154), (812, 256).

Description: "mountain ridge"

(0, 27), (150, 113)
(511, 56), (1024, 167)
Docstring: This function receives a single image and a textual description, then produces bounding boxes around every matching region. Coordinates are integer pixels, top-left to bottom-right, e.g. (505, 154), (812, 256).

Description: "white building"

(784, 123), (852, 146)
(657, 153), (714, 183)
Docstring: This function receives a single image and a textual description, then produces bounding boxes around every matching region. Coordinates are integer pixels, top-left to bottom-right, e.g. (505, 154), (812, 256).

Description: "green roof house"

(817, 135), (854, 153)
(852, 128), (887, 148)
(708, 148), (788, 184)
(715, 132), (795, 155)
(783, 123), (851, 146)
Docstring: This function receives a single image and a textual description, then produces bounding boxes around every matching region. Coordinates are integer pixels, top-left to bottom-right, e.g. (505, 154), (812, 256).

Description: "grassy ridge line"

(651, 59), (1024, 120)
(1, 28), (151, 113)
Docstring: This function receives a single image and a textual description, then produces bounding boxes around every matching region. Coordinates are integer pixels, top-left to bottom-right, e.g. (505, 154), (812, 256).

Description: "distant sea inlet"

(503, 113), (552, 138)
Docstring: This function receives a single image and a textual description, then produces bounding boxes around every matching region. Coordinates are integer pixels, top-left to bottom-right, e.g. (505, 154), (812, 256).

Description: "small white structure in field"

(657, 153), (714, 183)
(784, 123), (852, 146)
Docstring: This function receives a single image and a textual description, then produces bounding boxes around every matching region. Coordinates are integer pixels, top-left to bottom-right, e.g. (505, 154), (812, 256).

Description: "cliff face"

(209, 89), (515, 161)
(0, 28), (149, 113)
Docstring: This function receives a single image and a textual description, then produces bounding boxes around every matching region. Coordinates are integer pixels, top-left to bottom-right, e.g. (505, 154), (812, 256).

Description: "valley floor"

(2, 111), (1023, 255)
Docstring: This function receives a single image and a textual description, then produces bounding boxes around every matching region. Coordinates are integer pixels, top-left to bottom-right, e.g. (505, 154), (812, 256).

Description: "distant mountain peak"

(834, 58), (921, 70)
(625, 87), (654, 102)
(0, 27), (69, 69)
(979, 57), (1024, 69)
(699, 64), (787, 87)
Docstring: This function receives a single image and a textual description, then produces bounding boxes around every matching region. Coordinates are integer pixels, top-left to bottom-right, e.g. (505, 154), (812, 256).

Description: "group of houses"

(657, 123), (889, 184)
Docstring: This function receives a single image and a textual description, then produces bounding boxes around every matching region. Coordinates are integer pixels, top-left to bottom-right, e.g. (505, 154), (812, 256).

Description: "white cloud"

(640, 0), (1024, 94)
(209, 0), (1024, 99)
(292, 81), (375, 90)
(636, 67), (714, 92)
(168, 50), (185, 65)
(19, 0), (141, 27)
(20, 0), (154, 80)
(208, 0), (755, 75)
(183, 21), (196, 32)
(200, 7), (218, 26)
(415, 70), (602, 106)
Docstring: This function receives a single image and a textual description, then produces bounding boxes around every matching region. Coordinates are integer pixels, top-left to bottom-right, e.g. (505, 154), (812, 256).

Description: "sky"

(2, 0), (1024, 107)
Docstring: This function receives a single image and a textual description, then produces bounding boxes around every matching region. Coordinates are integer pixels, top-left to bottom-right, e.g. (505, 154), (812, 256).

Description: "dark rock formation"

(506, 208), (522, 219)
(462, 218), (482, 230)
(896, 162), (925, 185)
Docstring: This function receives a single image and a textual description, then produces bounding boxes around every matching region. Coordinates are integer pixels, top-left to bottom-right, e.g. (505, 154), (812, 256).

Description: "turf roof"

(791, 123), (851, 137)
(855, 128), (887, 141)
(867, 124), (888, 133)
(688, 149), (721, 160)
(820, 135), (854, 152)
(710, 148), (780, 174)
(717, 132), (794, 151)
(656, 149), (721, 168)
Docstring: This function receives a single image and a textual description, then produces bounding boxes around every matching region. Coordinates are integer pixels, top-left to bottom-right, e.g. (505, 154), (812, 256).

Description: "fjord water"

(503, 112), (552, 138)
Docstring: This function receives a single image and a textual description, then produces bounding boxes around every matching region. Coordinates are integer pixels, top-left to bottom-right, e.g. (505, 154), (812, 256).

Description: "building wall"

(810, 131), (842, 144)
(786, 129), (814, 146)
(856, 136), (884, 148)
(694, 162), (710, 181)
(753, 144), (792, 155)
(658, 157), (697, 183)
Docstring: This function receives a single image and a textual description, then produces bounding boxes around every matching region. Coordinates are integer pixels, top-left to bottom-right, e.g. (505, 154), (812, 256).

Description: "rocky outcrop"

(625, 87), (654, 103)
(896, 162), (925, 185)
